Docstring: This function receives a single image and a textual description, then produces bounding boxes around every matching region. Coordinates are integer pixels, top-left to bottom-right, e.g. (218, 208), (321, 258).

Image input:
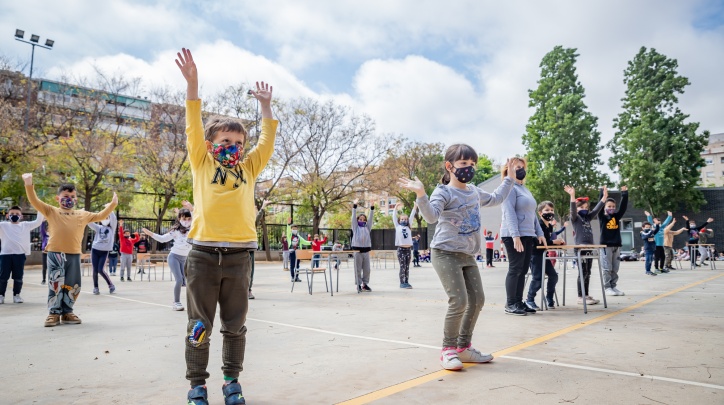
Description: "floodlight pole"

(15, 34), (53, 132)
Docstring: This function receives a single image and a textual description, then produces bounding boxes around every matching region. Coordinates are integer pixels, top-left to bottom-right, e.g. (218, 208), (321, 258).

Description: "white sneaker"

(13, 294), (23, 303)
(457, 346), (493, 363)
(585, 296), (599, 305)
(577, 296), (584, 304)
(172, 302), (185, 311)
(613, 288), (625, 296)
(605, 288), (618, 296)
(0, 295), (4, 304)
(248, 290), (255, 300)
(92, 288), (100, 295)
(440, 348), (463, 370)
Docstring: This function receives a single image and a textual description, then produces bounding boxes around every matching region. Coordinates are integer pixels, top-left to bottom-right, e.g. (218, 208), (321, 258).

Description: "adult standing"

(500, 157), (546, 316)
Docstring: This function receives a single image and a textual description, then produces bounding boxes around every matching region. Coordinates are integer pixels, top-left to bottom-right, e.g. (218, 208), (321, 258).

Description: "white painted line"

(502, 356), (724, 391)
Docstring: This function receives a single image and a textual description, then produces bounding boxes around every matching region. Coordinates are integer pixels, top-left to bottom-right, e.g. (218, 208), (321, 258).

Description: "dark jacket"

(598, 190), (628, 247)
(640, 224), (660, 252)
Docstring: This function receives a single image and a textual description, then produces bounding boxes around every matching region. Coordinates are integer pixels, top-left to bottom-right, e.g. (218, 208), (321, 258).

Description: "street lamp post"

(14, 29), (54, 131)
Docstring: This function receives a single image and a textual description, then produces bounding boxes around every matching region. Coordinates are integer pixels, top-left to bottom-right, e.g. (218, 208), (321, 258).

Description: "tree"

(282, 98), (390, 235)
(135, 88), (192, 251)
(470, 154), (499, 185)
(523, 46), (609, 218)
(609, 47), (709, 215)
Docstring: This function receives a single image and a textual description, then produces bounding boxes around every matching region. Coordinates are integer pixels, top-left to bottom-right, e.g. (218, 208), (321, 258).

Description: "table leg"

(540, 253), (547, 311)
(328, 255), (334, 296)
(576, 250), (587, 314)
(689, 245), (695, 270)
(562, 256), (567, 306)
(597, 249), (608, 309)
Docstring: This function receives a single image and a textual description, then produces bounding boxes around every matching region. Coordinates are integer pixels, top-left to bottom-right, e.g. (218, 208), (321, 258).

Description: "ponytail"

(441, 171), (451, 185)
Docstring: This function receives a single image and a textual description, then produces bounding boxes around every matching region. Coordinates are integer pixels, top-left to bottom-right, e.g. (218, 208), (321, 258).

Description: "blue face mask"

(400, 220), (409, 227)
(358, 221), (367, 227)
(578, 209), (589, 217)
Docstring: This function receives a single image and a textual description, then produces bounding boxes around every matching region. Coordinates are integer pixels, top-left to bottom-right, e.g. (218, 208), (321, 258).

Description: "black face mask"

(541, 213), (554, 221)
(452, 166), (475, 184)
(515, 168), (526, 180)
(9, 215), (20, 223)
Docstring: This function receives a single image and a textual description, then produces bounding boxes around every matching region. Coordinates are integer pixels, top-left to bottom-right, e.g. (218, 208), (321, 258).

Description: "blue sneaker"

(400, 283), (407, 289)
(525, 300), (540, 310)
(405, 283), (413, 289)
(187, 386), (209, 405)
(222, 380), (246, 404)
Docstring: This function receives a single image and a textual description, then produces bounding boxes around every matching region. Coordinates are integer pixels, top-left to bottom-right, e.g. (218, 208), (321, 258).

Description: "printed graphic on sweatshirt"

(210, 166), (246, 189)
(402, 227), (409, 239)
(605, 218), (619, 230)
(453, 203), (481, 236)
(97, 226), (112, 243)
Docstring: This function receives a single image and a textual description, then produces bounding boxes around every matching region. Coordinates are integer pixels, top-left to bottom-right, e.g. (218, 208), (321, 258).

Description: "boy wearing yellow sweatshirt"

(22, 175), (117, 327)
(175, 48), (277, 405)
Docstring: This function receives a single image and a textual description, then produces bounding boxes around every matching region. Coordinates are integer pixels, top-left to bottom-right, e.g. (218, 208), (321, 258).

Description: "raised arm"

(392, 204), (399, 228)
(475, 177), (514, 207)
(351, 201), (359, 231)
(142, 228), (174, 243)
(86, 194), (119, 223)
(661, 211), (673, 228)
(176, 48), (207, 169)
(244, 82), (278, 179)
(109, 212), (118, 232)
(22, 174), (52, 217)
(367, 206), (375, 230)
(616, 187), (629, 218)
(25, 212), (44, 230)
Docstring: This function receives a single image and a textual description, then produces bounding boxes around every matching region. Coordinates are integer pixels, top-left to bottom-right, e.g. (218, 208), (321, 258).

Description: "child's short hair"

(357, 214), (367, 221)
(57, 183), (76, 194)
(204, 117), (247, 142)
(642, 221), (651, 227)
(537, 201), (554, 212)
(8, 205), (21, 212)
(605, 198), (616, 205)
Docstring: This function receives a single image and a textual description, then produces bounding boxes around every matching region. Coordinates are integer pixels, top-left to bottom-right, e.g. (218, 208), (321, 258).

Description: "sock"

(223, 376), (237, 385)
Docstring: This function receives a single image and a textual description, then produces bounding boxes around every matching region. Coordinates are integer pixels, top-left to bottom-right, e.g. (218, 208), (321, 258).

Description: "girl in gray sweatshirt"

(400, 144), (515, 371)
(351, 200), (374, 292)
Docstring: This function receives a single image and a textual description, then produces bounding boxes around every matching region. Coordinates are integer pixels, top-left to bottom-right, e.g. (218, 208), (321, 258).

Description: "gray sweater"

(417, 178), (513, 255)
(88, 212), (117, 252)
(500, 183), (543, 238)
(351, 206), (374, 249)
(570, 200), (604, 245)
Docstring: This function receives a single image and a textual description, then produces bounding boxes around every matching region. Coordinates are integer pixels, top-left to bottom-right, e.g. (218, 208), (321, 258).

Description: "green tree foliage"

(470, 154), (499, 185)
(609, 47), (709, 215)
(523, 46), (609, 217)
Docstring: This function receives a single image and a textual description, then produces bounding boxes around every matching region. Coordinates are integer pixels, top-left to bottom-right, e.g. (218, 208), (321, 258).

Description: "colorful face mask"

(605, 208), (616, 215)
(452, 165), (475, 183)
(541, 213), (554, 221)
(211, 143), (241, 168)
(60, 197), (76, 209)
(358, 221), (367, 227)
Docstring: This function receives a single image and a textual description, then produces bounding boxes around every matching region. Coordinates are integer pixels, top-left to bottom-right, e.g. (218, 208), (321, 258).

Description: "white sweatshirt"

(393, 207), (417, 247)
(0, 213), (45, 255)
(148, 229), (192, 256)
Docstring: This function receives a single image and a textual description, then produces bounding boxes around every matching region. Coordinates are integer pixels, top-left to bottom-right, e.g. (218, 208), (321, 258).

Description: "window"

(388, 210), (394, 216)
(706, 171), (715, 178)
(380, 200), (385, 208)
(705, 158), (713, 165)
(721, 157), (724, 164)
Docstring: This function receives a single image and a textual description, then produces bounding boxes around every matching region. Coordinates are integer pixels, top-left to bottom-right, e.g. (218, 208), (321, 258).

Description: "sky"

(2, 0), (723, 170)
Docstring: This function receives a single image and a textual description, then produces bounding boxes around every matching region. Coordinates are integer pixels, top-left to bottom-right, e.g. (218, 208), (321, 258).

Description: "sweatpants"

(282, 250), (289, 269)
(600, 247), (621, 289)
(120, 253), (133, 278)
(353, 251), (371, 285)
(698, 245), (710, 262)
(185, 246), (250, 387)
(46, 252), (81, 314)
(664, 246), (674, 268)
(249, 251), (255, 291)
(574, 249), (593, 297)
(0, 254), (26, 297)
(485, 248), (494, 266)
(42, 252), (47, 282)
(502, 236), (535, 306)
(168, 252), (187, 303)
(654, 246), (665, 270)
(91, 248), (113, 289)
(527, 253), (558, 302)
(431, 248), (484, 348)
(413, 250), (420, 266)
(397, 247), (411, 284)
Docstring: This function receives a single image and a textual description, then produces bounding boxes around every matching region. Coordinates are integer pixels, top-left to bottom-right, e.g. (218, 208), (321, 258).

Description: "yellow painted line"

(337, 273), (724, 405)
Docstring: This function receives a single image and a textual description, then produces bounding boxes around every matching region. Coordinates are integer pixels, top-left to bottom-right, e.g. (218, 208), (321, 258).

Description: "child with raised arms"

(0, 206), (44, 304)
(399, 144), (515, 370)
(87, 210), (117, 295)
(176, 47), (277, 405)
(393, 202), (417, 288)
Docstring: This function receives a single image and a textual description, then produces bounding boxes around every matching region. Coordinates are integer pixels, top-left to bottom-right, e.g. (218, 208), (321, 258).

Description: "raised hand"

(141, 228), (153, 236)
(250, 81), (273, 106)
(181, 200), (194, 212)
(620, 185), (628, 192)
(707, 217), (714, 223)
(644, 210), (651, 217)
(22, 173), (33, 186)
(352, 198), (359, 206)
(119, 219), (124, 226)
(682, 215), (689, 221)
(397, 176), (426, 198)
(506, 158), (517, 181)
(261, 199), (270, 209)
(602, 185), (608, 201)
(111, 192), (118, 205)
(671, 218), (676, 224)
(667, 211), (672, 217)
(175, 48), (197, 83)
(394, 202), (403, 211)
(564, 185), (575, 198)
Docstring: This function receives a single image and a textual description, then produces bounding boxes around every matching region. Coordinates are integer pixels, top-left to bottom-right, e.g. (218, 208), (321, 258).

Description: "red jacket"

(119, 224), (140, 254)
(311, 236), (328, 252)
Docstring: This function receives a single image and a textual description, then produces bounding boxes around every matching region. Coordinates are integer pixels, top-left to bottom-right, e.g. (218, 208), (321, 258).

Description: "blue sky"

(2, 0), (723, 167)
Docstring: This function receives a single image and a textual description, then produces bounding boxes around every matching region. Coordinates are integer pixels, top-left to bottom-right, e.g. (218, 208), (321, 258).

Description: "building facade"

(701, 132), (724, 187)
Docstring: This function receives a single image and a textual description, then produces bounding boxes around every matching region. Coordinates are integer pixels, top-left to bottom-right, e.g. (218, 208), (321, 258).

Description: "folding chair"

(134, 253), (157, 281)
(291, 250), (328, 295)
(81, 254), (92, 277)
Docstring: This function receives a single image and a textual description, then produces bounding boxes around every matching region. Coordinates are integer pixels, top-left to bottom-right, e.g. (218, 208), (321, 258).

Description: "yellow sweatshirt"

(186, 99), (278, 243)
(25, 185), (117, 254)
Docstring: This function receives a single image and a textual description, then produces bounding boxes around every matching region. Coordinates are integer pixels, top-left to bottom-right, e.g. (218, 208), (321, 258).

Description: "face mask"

(643, 228), (651, 232)
(292, 230), (298, 235)
(541, 213), (554, 221)
(690, 223), (696, 228)
(9, 215), (20, 223)
(101, 219), (110, 226)
(125, 235), (131, 239)
(578, 209), (589, 216)
(60, 197), (76, 209)
(400, 220), (409, 227)
(211, 143), (241, 168)
(180, 219), (192, 228)
(515, 168), (526, 180)
(358, 221), (367, 227)
(605, 208), (616, 215)
(451, 165), (475, 183)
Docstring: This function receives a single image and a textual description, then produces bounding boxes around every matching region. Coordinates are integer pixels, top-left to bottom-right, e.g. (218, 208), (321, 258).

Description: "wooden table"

(537, 245), (608, 314)
(307, 250), (357, 296)
(687, 244), (717, 270)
